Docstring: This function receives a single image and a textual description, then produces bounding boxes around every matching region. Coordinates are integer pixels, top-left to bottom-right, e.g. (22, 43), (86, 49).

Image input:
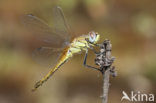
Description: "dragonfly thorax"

(65, 31), (100, 58)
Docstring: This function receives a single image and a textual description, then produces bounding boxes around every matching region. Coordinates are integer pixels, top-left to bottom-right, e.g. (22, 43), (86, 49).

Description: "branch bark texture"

(95, 40), (116, 103)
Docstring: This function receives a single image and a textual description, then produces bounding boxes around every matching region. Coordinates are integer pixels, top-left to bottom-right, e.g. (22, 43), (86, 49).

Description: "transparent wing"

(53, 6), (74, 41)
(32, 47), (64, 67)
(21, 6), (72, 66)
(22, 14), (68, 48)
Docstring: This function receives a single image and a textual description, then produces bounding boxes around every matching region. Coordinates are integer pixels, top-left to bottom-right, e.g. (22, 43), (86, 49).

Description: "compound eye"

(89, 32), (93, 37)
(89, 34), (95, 42)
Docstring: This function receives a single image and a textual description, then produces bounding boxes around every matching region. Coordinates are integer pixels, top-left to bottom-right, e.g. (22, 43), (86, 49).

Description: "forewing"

(32, 47), (64, 67)
(21, 7), (73, 67)
(22, 14), (67, 48)
(53, 6), (74, 41)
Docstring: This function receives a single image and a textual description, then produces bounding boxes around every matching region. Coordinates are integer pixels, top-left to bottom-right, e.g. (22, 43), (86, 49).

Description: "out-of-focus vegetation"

(0, 0), (156, 103)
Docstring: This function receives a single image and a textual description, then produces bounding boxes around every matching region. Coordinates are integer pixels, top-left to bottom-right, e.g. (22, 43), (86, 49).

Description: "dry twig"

(95, 40), (116, 103)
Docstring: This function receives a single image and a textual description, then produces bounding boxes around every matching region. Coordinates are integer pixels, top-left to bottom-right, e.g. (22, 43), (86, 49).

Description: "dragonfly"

(22, 6), (100, 91)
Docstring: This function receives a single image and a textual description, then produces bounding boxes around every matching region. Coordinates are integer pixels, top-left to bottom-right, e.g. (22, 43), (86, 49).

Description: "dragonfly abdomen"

(32, 47), (71, 91)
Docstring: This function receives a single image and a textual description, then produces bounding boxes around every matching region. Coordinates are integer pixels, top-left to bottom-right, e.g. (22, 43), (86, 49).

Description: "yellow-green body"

(32, 32), (100, 91)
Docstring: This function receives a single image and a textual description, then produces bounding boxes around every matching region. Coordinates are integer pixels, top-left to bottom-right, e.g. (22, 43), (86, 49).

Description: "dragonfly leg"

(83, 49), (100, 71)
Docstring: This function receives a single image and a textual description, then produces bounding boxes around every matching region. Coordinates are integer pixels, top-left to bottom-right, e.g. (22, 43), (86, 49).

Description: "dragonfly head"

(88, 31), (100, 44)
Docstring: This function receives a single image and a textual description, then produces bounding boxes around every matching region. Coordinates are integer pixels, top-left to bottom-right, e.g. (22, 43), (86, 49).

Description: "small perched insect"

(22, 6), (100, 91)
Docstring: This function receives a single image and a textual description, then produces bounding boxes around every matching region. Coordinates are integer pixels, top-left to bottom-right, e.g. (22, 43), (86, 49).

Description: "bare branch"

(95, 40), (116, 103)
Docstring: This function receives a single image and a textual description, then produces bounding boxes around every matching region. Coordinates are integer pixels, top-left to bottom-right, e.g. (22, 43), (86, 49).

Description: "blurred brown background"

(0, 0), (156, 103)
